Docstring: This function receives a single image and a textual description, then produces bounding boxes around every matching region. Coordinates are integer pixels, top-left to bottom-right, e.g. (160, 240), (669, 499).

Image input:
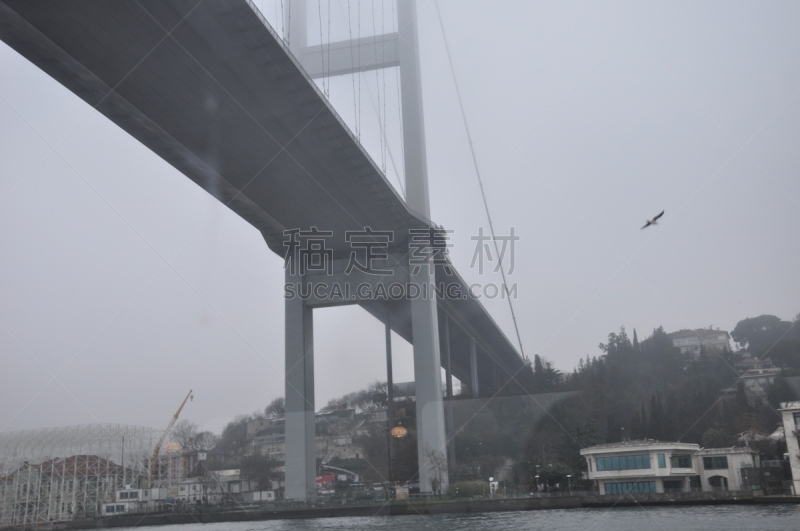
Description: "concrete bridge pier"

(283, 256), (450, 501)
(410, 265), (449, 495)
(284, 268), (316, 502)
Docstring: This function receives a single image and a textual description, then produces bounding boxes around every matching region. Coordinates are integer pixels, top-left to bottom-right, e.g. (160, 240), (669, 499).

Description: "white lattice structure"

(0, 424), (164, 527)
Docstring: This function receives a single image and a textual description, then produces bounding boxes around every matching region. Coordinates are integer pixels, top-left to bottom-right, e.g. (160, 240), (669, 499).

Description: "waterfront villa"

(779, 402), (800, 495)
(580, 440), (758, 495)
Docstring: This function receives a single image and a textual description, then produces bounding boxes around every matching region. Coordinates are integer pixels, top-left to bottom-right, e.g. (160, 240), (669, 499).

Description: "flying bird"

(641, 210), (664, 230)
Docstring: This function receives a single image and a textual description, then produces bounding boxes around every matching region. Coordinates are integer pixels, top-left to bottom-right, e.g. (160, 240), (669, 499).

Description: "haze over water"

(104, 505), (800, 531)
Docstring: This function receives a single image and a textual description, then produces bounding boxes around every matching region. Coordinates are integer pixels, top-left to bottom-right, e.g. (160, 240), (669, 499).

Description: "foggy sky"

(1, 0), (799, 435)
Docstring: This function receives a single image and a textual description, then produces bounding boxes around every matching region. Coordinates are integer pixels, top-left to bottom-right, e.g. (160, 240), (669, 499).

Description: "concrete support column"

(385, 316), (398, 485)
(385, 318), (395, 425)
(410, 269), (448, 494)
(284, 269), (316, 502)
(397, 0), (430, 216)
(470, 338), (479, 398)
(398, 0), (448, 494)
(285, 0), (308, 56)
(442, 316), (457, 478)
(442, 317), (453, 399)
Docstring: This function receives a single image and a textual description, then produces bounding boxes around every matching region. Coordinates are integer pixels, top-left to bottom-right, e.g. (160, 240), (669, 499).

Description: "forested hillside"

(215, 314), (800, 488)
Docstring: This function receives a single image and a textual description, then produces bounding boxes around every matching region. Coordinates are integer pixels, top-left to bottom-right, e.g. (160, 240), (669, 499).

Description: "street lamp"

(566, 474), (572, 495)
(390, 425), (408, 438)
(534, 475), (540, 494)
(387, 423), (408, 496)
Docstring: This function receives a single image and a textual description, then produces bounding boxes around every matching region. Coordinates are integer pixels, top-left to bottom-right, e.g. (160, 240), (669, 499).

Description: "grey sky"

(1, 0), (799, 435)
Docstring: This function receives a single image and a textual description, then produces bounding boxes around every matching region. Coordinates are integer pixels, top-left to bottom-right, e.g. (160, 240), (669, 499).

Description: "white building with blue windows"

(779, 402), (800, 495)
(580, 440), (758, 495)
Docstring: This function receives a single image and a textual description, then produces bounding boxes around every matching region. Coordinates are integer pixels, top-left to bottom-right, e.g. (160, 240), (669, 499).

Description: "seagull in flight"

(641, 210), (664, 230)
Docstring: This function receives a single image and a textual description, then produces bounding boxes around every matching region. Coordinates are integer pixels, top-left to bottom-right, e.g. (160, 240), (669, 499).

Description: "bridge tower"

(281, 0), (448, 501)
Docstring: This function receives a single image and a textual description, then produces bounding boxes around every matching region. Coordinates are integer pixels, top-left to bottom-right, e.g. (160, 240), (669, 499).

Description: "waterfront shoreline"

(5, 493), (799, 531)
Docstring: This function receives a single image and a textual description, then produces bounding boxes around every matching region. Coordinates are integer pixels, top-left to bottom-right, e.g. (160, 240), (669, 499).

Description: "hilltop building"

(720, 354), (782, 404)
(669, 328), (731, 356)
(740, 367), (782, 392)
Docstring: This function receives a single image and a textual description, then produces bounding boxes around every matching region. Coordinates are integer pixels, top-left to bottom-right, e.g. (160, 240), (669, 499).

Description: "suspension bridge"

(0, 0), (528, 500)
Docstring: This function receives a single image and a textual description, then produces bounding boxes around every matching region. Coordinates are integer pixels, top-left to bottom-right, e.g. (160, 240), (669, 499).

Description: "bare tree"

(192, 431), (220, 451)
(424, 447), (447, 497)
(265, 397), (285, 419)
(169, 420), (219, 451)
(170, 420), (199, 449)
(320, 396), (349, 412)
(321, 381), (390, 413)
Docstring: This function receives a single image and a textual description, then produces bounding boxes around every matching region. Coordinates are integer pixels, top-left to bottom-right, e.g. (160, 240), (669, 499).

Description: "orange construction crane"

(148, 389), (193, 488)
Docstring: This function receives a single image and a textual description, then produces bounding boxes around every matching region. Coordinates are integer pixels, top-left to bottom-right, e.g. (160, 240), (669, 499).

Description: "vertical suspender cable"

(318, 0), (326, 96)
(336, 0), (400, 192)
(327, 0), (332, 94)
(347, 0), (358, 138)
(363, 60), (405, 193)
(357, 0), (362, 140)
(372, 0), (385, 171)
(434, 0), (526, 359)
(381, 0), (387, 173)
(287, 0), (291, 44)
(391, 0), (405, 195)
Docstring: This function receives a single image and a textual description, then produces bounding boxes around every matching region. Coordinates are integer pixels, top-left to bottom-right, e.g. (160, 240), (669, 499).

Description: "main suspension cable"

(434, 0), (526, 359)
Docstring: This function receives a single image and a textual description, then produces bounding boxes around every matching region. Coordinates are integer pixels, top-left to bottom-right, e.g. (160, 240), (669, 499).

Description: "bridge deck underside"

(0, 0), (526, 386)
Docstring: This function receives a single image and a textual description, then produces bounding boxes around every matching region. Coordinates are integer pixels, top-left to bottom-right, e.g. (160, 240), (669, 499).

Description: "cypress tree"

(640, 402), (648, 438)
